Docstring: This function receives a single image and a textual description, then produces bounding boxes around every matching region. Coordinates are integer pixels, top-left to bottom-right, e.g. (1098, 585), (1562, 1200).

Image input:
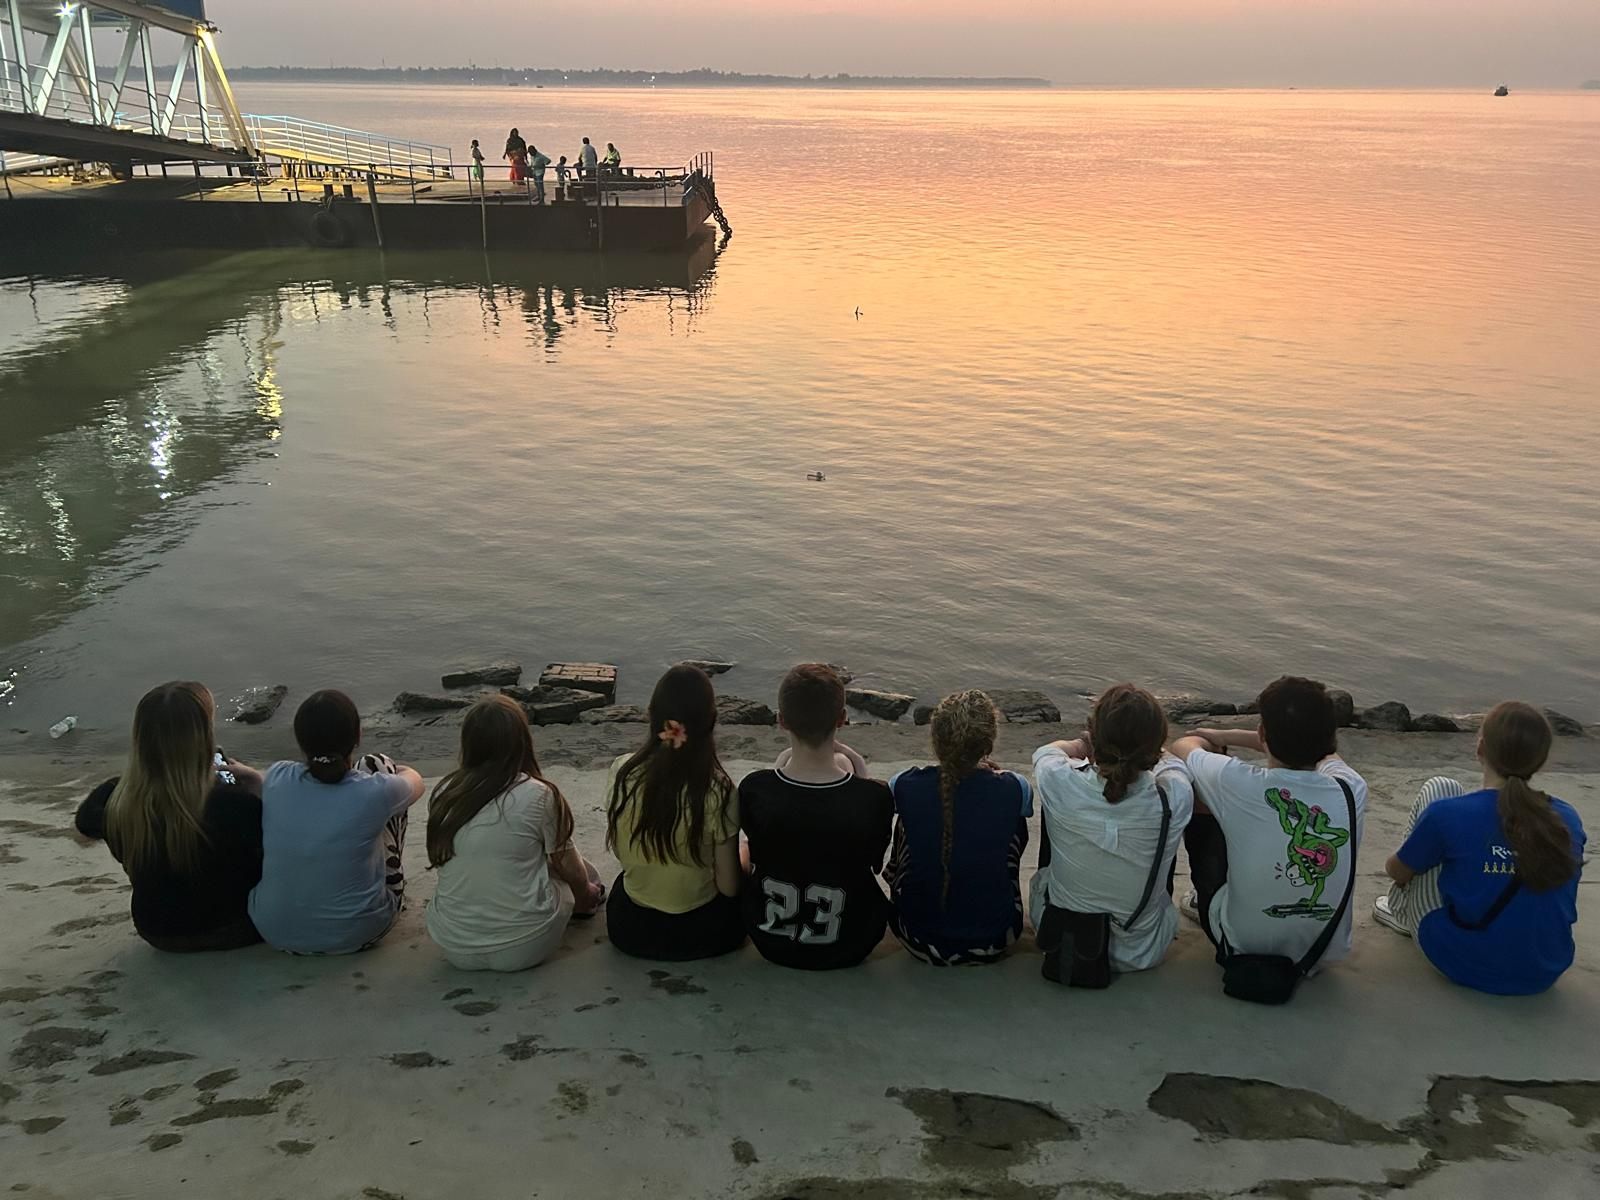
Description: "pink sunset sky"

(210, 0), (1600, 86)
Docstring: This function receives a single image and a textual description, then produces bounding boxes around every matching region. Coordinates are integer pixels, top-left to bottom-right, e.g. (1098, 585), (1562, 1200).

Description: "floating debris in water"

(806, 471), (826, 482)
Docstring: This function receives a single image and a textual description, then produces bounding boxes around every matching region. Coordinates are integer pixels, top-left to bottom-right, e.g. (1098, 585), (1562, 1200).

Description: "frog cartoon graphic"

(1262, 787), (1349, 920)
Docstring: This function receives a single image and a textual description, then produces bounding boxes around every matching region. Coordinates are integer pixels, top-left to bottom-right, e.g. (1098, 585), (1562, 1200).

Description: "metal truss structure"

(0, 0), (253, 165)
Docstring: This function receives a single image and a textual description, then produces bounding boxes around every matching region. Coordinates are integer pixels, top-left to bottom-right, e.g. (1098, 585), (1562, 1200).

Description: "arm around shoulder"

(393, 766), (425, 808)
(74, 778), (118, 840)
(713, 837), (742, 898)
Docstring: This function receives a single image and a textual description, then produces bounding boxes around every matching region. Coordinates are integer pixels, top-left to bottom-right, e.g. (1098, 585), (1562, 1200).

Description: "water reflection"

(0, 236), (723, 655)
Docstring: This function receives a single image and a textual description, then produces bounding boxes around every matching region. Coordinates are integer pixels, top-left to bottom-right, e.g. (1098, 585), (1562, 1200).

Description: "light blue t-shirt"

(1399, 787), (1586, 996)
(249, 761), (415, 954)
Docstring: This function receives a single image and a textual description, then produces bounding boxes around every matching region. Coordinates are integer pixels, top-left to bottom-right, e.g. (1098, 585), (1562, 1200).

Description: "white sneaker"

(1373, 894), (1411, 938)
(1179, 890), (1202, 926)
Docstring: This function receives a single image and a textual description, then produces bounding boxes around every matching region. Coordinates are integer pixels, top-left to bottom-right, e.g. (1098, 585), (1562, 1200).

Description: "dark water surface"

(2, 87), (1598, 729)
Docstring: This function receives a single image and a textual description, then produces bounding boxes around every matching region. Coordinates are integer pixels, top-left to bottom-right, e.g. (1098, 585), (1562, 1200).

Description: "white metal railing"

(0, 149), (65, 173)
(172, 113), (454, 180)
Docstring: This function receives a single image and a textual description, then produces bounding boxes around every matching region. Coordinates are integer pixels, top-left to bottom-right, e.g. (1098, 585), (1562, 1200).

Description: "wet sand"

(3, 718), (1598, 1198)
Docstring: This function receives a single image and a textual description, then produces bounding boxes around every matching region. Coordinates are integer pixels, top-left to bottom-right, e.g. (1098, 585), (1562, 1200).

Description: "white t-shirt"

(426, 777), (569, 954)
(1028, 746), (1195, 971)
(580, 143), (598, 167)
(1186, 749), (1367, 967)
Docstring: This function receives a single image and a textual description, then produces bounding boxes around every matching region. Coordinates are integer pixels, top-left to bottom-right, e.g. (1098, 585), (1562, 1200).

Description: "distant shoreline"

(229, 66), (1054, 89)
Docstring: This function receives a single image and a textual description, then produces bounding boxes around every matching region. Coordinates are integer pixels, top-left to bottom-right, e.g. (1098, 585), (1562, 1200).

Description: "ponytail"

(294, 690), (361, 785)
(1496, 775), (1574, 891)
(1098, 753), (1141, 805)
(1088, 684), (1167, 806)
(1483, 701), (1574, 892)
(929, 691), (999, 910)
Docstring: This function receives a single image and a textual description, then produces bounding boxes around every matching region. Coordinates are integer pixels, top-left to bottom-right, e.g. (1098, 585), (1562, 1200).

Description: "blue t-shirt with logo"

(1397, 787), (1586, 996)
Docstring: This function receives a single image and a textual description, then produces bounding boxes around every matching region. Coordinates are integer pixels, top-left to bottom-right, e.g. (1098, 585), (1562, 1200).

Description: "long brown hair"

(1088, 684), (1169, 804)
(105, 681), (216, 873)
(606, 665), (730, 867)
(1482, 701), (1573, 891)
(427, 694), (574, 868)
(930, 690), (999, 909)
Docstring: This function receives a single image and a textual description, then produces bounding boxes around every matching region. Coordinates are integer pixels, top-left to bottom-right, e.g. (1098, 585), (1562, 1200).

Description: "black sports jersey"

(738, 768), (893, 970)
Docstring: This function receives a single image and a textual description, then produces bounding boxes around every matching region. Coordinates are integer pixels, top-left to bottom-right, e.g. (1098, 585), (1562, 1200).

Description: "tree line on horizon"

(229, 65), (1055, 89)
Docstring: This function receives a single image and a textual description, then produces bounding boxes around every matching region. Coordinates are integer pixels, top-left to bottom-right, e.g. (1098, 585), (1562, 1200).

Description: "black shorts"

(605, 873), (745, 962)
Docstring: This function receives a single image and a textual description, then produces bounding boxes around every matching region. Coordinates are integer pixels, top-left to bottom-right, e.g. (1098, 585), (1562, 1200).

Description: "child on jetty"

(1379, 701), (1586, 995)
(249, 690), (425, 955)
(1029, 684), (1193, 973)
(1174, 676), (1367, 978)
(739, 664), (892, 970)
(470, 139), (485, 183)
(75, 681), (264, 953)
(885, 690), (1031, 965)
(604, 665), (743, 960)
(425, 695), (605, 972)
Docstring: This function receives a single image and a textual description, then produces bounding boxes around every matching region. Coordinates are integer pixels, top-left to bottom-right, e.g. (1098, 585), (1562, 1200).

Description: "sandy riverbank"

(3, 720), (1598, 1198)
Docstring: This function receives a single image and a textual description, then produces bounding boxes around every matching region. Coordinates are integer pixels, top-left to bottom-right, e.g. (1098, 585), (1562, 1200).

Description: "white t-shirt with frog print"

(1186, 749), (1367, 967)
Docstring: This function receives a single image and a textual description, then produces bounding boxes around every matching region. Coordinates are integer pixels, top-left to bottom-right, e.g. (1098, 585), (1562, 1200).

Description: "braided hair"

(929, 690), (1000, 909)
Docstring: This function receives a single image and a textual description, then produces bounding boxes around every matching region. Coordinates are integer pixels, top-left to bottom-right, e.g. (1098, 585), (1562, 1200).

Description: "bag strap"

(1294, 776), (1358, 975)
(1447, 877), (1523, 932)
(1120, 780), (1172, 931)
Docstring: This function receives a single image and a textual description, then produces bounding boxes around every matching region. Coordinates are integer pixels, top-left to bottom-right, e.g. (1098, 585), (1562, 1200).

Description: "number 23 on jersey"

(760, 879), (846, 944)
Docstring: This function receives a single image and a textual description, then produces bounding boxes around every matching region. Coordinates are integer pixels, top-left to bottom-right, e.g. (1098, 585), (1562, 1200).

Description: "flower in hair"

(658, 720), (688, 750)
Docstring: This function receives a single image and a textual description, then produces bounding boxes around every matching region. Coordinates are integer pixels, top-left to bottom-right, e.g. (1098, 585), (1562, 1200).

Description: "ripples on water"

(1, 88), (1597, 727)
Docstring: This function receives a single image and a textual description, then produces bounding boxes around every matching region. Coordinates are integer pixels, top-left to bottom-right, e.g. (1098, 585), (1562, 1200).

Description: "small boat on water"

(1494, 85), (1510, 97)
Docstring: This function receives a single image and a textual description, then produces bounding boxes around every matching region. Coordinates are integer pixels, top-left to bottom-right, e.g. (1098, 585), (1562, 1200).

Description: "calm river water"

(2, 86), (1598, 730)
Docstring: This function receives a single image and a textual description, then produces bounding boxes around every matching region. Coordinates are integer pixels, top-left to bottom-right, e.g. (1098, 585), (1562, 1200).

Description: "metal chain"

(705, 179), (733, 238)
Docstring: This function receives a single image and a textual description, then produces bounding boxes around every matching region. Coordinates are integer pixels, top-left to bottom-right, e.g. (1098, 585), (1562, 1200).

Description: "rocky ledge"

(228, 684), (288, 726)
(441, 662), (522, 689)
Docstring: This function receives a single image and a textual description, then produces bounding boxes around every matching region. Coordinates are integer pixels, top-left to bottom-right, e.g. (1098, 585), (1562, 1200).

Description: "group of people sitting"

(470, 130), (622, 202)
(76, 665), (1587, 1000)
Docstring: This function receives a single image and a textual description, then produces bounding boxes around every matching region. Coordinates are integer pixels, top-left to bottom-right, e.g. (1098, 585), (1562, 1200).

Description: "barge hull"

(0, 184), (714, 253)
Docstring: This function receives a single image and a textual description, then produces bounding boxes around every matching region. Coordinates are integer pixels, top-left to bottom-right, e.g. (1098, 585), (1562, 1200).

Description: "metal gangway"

(0, 1), (450, 180)
(175, 112), (452, 181)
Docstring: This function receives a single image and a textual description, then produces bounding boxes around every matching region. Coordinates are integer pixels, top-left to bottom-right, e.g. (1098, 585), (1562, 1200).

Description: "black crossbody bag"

(1220, 777), (1357, 1006)
(1038, 782), (1171, 990)
(1447, 878), (1522, 931)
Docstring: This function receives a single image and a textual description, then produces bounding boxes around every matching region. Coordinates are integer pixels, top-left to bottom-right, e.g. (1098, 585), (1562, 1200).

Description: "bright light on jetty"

(57, 2), (77, 16)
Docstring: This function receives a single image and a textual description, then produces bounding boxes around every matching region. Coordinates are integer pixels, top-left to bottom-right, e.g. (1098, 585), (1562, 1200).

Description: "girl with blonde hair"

(1381, 701), (1586, 994)
(1029, 684), (1194, 974)
(426, 695), (604, 972)
(75, 681), (265, 952)
(885, 690), (1033, 965)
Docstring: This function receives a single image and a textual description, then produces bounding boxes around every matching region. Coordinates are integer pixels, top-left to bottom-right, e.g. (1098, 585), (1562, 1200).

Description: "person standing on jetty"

(578, 136), (598, 180)
(1173, 676), (1367, 999)
(555, 155), (570, 198)
(528, 145), (552, 204)
(504, 128), (528, 183)
(739, 664), (892, 970)
(1378, 701), (1586, 995)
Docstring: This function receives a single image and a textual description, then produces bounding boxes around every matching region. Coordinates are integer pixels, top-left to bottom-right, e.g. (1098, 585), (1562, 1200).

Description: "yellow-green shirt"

(607, 753), (738, 913)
